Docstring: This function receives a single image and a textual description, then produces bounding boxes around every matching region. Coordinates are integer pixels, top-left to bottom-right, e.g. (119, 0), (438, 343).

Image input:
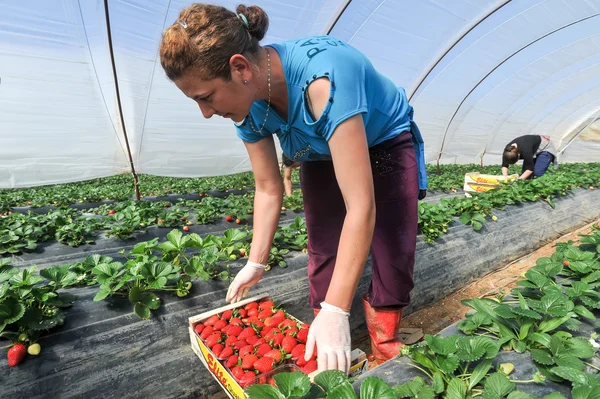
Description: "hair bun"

(236, 5), (269, 41)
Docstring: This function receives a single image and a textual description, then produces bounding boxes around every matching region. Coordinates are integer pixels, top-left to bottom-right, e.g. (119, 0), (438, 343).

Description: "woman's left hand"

(304, 302), (352, 374)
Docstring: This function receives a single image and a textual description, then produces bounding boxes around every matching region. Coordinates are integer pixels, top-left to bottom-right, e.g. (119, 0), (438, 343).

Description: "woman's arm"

(307, 78), (375, 311)
(244, 136), (284, 264)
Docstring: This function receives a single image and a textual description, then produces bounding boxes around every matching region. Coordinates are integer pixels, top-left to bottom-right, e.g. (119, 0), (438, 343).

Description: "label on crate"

(196, 336), (246, 399)
(465, 183), (496, 192)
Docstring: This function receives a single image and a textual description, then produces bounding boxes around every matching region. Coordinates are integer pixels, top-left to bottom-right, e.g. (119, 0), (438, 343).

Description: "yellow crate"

(464, 172), (518, 185)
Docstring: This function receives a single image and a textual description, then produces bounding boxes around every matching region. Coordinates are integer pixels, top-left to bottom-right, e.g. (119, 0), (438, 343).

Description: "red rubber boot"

(362, 295), (404, 363)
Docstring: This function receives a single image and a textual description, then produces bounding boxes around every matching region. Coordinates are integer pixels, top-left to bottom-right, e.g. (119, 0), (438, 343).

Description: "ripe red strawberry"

(258, 308), (274, 320)
(7, 343), (27, 367)
(264, 328), (281, 342)
(204, 315), (220, 326)
(261, 327), (273, 337)
(256, 343), (272, 357)
(281, 336), (298, 354)
(239, 371), (256, 388)
(194, 324), (205, 335)
(245, 302), (259, 311)
(279, 319), (297, 330)
(264, 349), (283, 363)
(226, 355), (239, 369)
(241, 354), (259, 370)
(291, 344), (306, 359)
(302, 360), (318, 374)
(296, 356), (308, 367)
(265, 311), (285, 328)
(108, 210), (116, 215)
(285, 327), (299, 336)
(563, 260), (570, 266)
(205, 332), (222, 349)
(233, 339), (248, 351)
(254, 356), (274, 374)
(258, 300), (275, 311)
(296, 328), (308, 344)
(226, 325), (243, 337)
(245, 335), (260, 345)
(235, 219), (242, 224)
(242, 316), (261, 326)
(225, 215), (233, 222)
(200, 325), (214, 340)
(239, 345), (255, 358)
(252, 338), (266, 347)
(225, 336), (238, 347)
(183, 226), (189, 232)
(258, 376), (268, 385)
(229, 317), (244, 327)
(231, 366), (244, 380)
(268, 377), (277, 387)
(270, 334), (285, 348)
(212, 344), (225, 358)
(238, 309), (247, 318)
(238, 327), (256, 340)
(220, 345), (234, 359)
(247, 308), (258, 317)
(221, 309), (233, 321)
(213, 319), (227, 331)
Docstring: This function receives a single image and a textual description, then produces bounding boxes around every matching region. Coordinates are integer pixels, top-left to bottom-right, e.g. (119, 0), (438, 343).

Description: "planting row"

(0, 163), (536, 211)
(2, 163), (599, 254)
(0, 219), (308, 364)
(236, 224), (600, 398)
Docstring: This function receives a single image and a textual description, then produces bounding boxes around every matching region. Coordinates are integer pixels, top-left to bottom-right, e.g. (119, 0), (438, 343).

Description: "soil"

(209, 219), (599, 397)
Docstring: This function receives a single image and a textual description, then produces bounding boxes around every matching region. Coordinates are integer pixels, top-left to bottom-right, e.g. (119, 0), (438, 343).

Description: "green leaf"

(141, 292), (161, 310)
(129, 286), (142, 304)
(438, 355), (461, 375)
(245, 384), (285, 399)
(459, 213), (472, 225)
(469, 359), (493, 390)
(510, 307), (542, 320)
(550, 366), (587, 385)
(272, 371), (311, 397)
(529, 332), (552, 348)
(571, 385), (600, 399)
(93, 287), (112, 302)
(134, 302), (150, 319)
(359, 376), (395, 399)
(444, 378), (467, 399)
(573, 305), (595, 320)
(554, 355), (584, 371)
(432, 372), (445, 394)
(411, 351), (442, 374)
(541, 394), (567, 399)
(538, 315), (570, 333)
(531, 349), (554, 365)
(326, 381), (357, 399)
(32, 311), (66, 330)
(314, 370), (347, 391)
(425, 334), (458, 356)
(506, 392), (539, 399)
(482, 373), (515, 399)
(393, 377), (435, 399)
(0, 297), (25, 324)
(456, 337), (487, 362)
(567, 338), (595, 359)
(518, 321), (533, 341)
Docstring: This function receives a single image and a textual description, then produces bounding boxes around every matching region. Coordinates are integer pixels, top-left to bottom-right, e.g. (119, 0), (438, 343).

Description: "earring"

(243, 79), (248, 84)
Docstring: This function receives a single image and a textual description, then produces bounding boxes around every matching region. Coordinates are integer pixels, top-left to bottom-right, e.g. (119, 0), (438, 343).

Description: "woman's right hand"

(225, 261), (267, 303)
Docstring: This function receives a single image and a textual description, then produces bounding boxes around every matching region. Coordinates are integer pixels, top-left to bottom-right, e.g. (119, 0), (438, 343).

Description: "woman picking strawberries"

(159, 3), (428, 374)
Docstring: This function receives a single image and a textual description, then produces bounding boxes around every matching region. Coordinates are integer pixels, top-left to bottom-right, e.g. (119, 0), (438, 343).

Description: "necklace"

(249, 48), (271, 134)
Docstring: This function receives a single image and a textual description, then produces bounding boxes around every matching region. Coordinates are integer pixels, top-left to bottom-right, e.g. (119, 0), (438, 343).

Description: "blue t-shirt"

(235, 35), (428, 189)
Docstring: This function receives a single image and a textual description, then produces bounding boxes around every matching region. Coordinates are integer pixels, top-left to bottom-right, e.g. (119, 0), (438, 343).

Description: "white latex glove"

(304, 302), (351, 374)
(225, 261), (266, 303)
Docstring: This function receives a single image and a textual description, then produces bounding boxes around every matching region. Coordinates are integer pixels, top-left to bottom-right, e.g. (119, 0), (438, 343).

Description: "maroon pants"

(300, 132), (419, 309)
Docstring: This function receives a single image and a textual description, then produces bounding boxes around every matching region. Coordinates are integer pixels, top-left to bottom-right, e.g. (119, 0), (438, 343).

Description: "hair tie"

(177, 20), (188, 29)
(237, 13), (249, 28)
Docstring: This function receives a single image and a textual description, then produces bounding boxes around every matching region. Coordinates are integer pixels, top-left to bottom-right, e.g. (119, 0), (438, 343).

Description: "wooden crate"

(188, 295), (368, 399)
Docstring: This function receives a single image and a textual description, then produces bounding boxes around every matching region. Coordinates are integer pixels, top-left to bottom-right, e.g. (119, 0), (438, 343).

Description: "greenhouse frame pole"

(103, 0), (141, 200)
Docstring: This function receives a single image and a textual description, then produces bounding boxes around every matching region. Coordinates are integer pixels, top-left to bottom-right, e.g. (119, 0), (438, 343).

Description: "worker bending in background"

(502, 134), (558, 180)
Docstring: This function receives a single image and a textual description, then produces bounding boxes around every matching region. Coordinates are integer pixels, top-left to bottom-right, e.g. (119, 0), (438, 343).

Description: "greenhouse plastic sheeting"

(1, 0), (600, 187)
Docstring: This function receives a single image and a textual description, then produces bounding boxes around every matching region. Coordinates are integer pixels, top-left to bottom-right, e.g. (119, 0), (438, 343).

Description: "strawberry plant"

(282, 189), (304, 211)
(0, 261), (77, 340)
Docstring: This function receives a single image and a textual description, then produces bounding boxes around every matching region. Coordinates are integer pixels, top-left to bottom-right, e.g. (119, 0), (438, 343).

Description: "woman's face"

(174, 68), (254, 123)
